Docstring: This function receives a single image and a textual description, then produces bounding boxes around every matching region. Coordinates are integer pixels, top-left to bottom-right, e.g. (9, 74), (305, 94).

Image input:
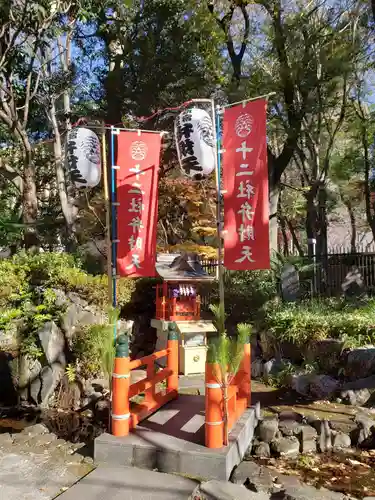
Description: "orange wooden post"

(239, 338), (251, 408)
(111, 335), (130, 436)
(205, 361), (224, 448)
(167, 322), (179, 393)
(145, 360), (157, 407)
(171, 297), (177, 319)
(161, 297), (166, 320)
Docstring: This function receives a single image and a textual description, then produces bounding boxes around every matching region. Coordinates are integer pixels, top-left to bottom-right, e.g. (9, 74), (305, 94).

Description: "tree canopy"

(0, 0), (374, 259)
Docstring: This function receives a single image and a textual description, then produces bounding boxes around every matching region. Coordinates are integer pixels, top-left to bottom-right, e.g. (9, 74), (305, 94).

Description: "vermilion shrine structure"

(152, 253), (216, 375)
(97, 252), (254, 478)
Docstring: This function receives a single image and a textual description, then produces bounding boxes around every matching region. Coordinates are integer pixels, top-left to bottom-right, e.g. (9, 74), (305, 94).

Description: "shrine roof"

(155, 253), (215, 282)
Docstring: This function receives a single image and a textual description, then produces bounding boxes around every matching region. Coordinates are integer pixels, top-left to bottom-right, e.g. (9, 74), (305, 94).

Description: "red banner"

(116, 131), (161, 277)
(223, 99), (270, 270)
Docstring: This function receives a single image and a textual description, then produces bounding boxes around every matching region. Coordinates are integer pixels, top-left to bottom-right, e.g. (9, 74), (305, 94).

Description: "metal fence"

(311, 250), (375, 297)
(200, 247), (375, 298)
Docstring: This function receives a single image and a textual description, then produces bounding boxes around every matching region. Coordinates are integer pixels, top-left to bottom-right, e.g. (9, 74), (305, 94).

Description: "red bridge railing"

(111, 323), (178, 436)
(111, 323), (251, 450)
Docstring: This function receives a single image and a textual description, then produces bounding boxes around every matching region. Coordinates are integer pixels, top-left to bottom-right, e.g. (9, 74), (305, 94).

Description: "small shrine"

(151, 253), (217, 375)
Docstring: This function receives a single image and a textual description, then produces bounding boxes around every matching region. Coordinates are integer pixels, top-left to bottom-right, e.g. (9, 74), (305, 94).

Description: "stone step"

(58, 465), (198, 499)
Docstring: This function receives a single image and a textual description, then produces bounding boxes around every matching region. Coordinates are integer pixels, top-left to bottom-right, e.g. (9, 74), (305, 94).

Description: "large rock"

(341, 375), (375, 391)
(299, 423), (318, 453)
(23, 423), (49, 437)
(258, 331), (303, 364)
(319, 420), (332, 452)
(279, 420), (303, 437)
(61, 303), (82, 338)
(60, 291), (108, 341)
(291, 374), (339, 401)
(280, 342), (304, 364)
(304, 339), (344, 374)
(332, 432), (351, 449)
(37, 321), (66, 365)
(253, 442), (271, 458)
(309, 375), (340, 400)
(29, 363), (64, 406)
(271, 436), (300, 457)
(258, 330), (276, 360)
(251, 359), (264, 379)
(354, 414), (375, 448)
(231, 462), (274, 493)
(291, 374), (312, 397)
(345, 347), (375, 380)
(61, 304), (99, 341)
(329, 419), (357, 436)
(299, 425), (318, 441)
(130, 370), (147, 385)
(257, 418), (278, 443)
(300, 439), (316, 453)
(18, 355), (42, 400)
(340, 388), (371, 406)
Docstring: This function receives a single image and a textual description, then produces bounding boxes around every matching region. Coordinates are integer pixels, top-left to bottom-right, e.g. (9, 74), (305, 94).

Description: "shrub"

(204, 270), (277, 326)
(0, 259), (27, 307)
(0, 252), (135, 364)
(264, 298), (375, 349)
(71, 309), (119, 381)
(2, 251), (135, 309)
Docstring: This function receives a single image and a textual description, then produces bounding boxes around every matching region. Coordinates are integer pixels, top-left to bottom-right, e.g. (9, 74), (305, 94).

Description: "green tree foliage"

(0, 0), (374, 263)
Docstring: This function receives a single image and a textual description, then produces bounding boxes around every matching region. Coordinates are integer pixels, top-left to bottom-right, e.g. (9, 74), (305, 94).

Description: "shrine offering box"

(151, 320), (217, 375)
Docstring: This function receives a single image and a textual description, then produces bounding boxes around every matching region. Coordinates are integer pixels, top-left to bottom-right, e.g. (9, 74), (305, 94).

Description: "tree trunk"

(104, 38), (124, 124)
(269, 185), (280, 255)
(305, 188), (317, 258)
(317, 185), (328, 257)
(50, 101), (77, 251)
(286, 218), (304, 256)
(21, 136), (39, 249)
(222, 380), (229, 446)
(362, 122), (375, 242)
(279, 215), (289, 256)
(344, 200), (356, 252)
(54, 32), (78, 251)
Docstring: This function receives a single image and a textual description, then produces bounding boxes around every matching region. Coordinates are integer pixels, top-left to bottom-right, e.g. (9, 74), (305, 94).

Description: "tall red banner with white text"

(223, 99), (270, 270)
(116, 131), (161, 277)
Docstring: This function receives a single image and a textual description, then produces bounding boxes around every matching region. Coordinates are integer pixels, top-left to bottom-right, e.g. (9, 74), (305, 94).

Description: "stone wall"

(248, 406), (375, 461)
(253, 331), (375, 406)
(0, 289), (133, 408)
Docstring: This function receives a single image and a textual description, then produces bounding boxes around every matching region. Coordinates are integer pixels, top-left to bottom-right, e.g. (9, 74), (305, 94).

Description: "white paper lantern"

(66, 127), (101, 188)
(174, 107), (215, 180)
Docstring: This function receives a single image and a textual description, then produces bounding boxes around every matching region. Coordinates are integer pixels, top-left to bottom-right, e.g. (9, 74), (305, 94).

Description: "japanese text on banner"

(116, 131), (162, 277)
(222, 100), (270, 270)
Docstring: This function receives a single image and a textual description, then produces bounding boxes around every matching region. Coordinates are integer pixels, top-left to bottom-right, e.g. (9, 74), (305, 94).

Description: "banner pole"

(110, 126), (118, 342)
(212, 100), (225, 329)
(221, 92), (276, 110)
(101, 124), (112, 307)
